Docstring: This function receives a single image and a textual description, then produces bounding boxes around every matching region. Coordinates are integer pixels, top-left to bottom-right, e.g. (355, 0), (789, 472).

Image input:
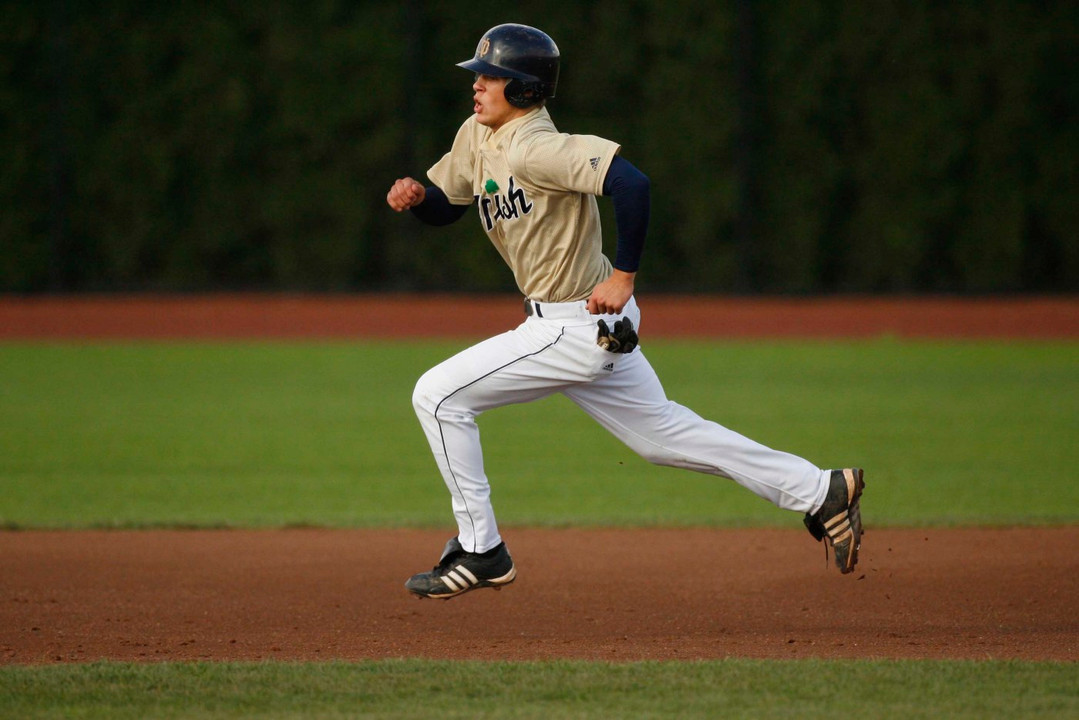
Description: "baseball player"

(386, 23), (864, 599)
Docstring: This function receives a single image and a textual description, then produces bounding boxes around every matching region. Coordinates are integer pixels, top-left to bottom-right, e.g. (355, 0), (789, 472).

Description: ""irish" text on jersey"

(477, 176), (533, 231)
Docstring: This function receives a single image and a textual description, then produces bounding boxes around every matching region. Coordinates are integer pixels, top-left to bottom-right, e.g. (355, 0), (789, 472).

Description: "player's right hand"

(387, 177), (426, 211)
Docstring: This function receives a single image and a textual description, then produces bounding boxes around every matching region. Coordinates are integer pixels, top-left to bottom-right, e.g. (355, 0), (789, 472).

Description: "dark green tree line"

(1, 1), (1074, 293)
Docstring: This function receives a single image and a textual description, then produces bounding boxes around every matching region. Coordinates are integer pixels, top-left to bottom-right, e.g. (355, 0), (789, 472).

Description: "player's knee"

(637, 446), (679, 466)
(412, 375), (437, 419)
(413, 365), (483, 425)
(629, 434), (687, 467)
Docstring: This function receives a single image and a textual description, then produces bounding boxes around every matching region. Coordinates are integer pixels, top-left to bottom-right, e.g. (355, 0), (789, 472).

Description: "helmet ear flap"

(505, 78), (543, 109)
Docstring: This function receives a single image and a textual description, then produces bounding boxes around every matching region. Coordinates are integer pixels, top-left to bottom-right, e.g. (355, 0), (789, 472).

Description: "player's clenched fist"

(386, 177), (426, 212)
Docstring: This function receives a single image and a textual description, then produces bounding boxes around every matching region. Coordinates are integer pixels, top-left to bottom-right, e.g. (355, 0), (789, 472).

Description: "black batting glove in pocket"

(597, 317), (638, 354)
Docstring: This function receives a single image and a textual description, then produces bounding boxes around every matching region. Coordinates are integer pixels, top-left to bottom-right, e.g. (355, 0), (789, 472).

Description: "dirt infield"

(1, 293), (1076, 339)
(1, 295), (1076, 664)
(3, 527), (1077, 664)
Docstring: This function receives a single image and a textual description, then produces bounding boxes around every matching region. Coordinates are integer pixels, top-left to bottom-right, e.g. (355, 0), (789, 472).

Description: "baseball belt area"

(523, 298), (591, 320)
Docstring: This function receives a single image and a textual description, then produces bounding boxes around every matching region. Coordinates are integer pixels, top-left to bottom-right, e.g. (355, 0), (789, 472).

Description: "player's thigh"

(563, 351), (713, 463)
(561, 350), (671, 424)
(414, 325), (576, 414)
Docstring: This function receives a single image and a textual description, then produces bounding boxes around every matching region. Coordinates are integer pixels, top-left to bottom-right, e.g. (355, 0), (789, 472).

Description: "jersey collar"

(483, 106), (548, 149)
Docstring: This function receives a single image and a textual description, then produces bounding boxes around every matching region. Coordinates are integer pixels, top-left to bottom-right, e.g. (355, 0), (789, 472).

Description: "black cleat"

(405, 537), (516, 599)
(804, 468), (865, 574)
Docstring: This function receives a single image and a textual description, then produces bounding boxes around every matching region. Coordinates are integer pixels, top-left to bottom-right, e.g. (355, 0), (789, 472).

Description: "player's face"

(472, 74), (528, 131)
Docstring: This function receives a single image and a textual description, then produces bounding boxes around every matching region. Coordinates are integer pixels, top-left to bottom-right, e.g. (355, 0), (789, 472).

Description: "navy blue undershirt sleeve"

(410, 185), (471, 226)
(601, 155), (650, 273)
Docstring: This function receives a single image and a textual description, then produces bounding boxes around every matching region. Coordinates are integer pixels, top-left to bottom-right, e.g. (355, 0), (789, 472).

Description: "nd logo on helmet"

(479, 37), (491, 57)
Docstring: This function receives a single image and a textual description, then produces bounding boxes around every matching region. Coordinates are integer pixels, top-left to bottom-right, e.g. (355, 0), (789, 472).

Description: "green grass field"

(1, 339), (1076, 528)
(2, 338), (1076, 717)
(1, 659), (1076, 720)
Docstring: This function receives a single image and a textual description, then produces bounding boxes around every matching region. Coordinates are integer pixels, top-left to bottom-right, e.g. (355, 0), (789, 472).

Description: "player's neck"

(483, 105), (542, 134)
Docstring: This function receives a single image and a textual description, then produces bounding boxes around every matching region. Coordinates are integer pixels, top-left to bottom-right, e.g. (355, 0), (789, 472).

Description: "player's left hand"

(587, 269), (635, 315)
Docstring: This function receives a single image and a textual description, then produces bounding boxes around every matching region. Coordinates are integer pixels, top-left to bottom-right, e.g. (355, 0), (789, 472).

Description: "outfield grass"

(1, 338), (1076, 528)
(1, 659), (1076, 720)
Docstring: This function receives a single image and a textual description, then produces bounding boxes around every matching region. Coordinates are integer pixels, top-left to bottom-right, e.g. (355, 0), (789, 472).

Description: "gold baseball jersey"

(427, 107), (621, 303)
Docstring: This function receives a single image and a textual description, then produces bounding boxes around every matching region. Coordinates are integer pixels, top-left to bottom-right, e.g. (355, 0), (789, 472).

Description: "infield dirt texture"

(1, 295), (1076, 664)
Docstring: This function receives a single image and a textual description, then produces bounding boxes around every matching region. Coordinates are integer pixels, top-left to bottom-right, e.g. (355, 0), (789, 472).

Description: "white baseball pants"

(412, 296), (831, 553)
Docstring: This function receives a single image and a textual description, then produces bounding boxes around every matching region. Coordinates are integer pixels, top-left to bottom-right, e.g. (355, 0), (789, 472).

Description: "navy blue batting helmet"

(457, 24), (560, 108)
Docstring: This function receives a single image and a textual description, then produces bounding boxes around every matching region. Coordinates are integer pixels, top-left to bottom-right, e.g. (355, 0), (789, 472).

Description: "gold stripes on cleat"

(825, 511), (851, 540)
(440, 566), (479, 593)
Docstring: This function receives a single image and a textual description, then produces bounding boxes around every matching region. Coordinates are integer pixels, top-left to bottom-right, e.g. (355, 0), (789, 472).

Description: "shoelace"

(430, 551), (465, 575)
